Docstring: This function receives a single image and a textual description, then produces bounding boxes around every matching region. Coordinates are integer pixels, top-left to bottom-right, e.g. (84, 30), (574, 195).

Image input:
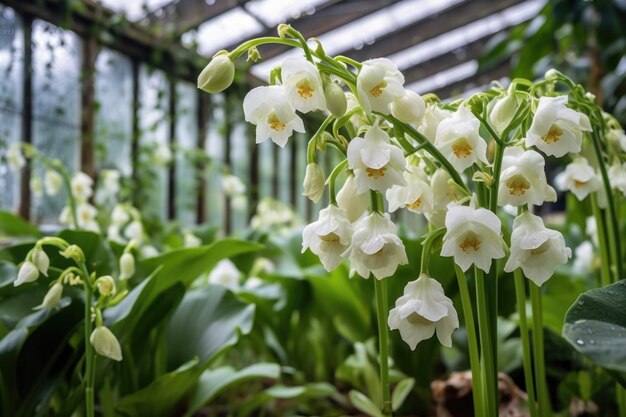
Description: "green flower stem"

(374, 277), (392, 417)
(80, 262), (96, 417)
(513, 270), (538, 417)
(474, 267), (498, 417)
(284, 27), (314, 63)
(307, 115), (335, 163)
(530, 283), (552, 417)
(454, 265), (484, 416)
(327, 159), (348, 206)
(229, 37), (300, 61)
(419, 228), (445, 273)
(591, 195), (612, 287)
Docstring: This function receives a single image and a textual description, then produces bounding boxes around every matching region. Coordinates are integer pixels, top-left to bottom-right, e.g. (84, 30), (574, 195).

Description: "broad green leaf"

(0, 211), (41, 239)
(166, 284), (255, 370)
(115, 359), (203, 417)
(349, 390), (385, 417)
(391, 377), (415, 412)
(0, 262), (17, 289)
(563, 280), (626, 386)
(185, 363), (280, 417)
(238, 382), (340, 417)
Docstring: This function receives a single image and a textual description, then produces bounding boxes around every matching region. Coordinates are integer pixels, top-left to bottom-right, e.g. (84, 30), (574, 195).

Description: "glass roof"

(97, 0), (173, 21)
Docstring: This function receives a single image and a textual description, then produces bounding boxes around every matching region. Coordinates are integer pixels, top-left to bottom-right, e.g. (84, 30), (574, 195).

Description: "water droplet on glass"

(576, 339), (585, 346)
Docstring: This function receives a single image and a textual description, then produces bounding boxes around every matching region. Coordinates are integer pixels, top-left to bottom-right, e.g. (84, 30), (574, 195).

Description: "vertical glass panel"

(95, 48), (133, 176)
(31, 20), (81, 223)
(277, 145), (290, 205)
(205, 94), (225, 232)
(175, 81), (198, 227)
(230, 100), (250, 232)
(137, 64), (169, 222)
(257, 140), (273, 200)
(0, 6), (23, 212)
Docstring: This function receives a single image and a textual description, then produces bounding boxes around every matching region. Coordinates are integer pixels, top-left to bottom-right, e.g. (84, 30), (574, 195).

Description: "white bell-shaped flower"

(435, 105), (488, 173)
(419, 104), (452, 143)
(208, 259), (240, 290)
(347, 124), (406, 194)
(100, 169), (120, 195)
(90, 326), (123, 361)
(488, 93), (517, 135)
(344, 212), (408, 279)
(71, 172), (94, 202)
(441, 204), (505, 273)
(14, 261), (39, 286)
(281, 57), (327, 113)
(34, 282), (63, 310)
(554, 157), (602, 201)
(386, 167), (433, 215)
(525, 95), (592, 157)
(573, 241), (594, 274)
(6, 142), (25, 172)
(111, 204), (130, 226)
(183, 230), (202, 248)
(302, 163), (325, 203)
(424, 168), (464, 228)
(30, 176), (43, 197)
(336, 175), (370, 223)
(119, 253), (135, 280)
(302, 205), (353, 271)
(222, 174), (246, 197)
(390, 89), (425, 125)
(504, 211), (571, 286)
(44, 170), (63, 196)
(76, 203), (99, 232)
(388, 273), (459, 349)
(608, 163), (626, 195)
(498, 146), (556, 207)
(154, 143), (172, 166)
(356, 58), (405, 115)
(32, 247), (50, 277)
(243, 85), (305, 148)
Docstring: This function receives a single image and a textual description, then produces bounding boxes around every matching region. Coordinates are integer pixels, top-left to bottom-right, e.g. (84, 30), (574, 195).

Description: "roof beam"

(430, 61), (511, 99)
(338, 0), (525, 62)
(220, 0), (401, 60)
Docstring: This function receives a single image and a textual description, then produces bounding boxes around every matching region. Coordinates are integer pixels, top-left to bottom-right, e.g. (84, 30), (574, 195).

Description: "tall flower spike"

(347, 124), (406, 195)
(343, 212), (408, 279)
(441, 204), (505, 273)
(525, 95), (592, 157)
(388, 273), (459, 349)
(435, 105), (488, 173)
(497, 146), (556, 207)
(281, 57), (327, 113)
(243, 85), (306, 148)
(356, 58), (405, 115)
(302, 205), (353, 271)
(504, 211), (571, 286)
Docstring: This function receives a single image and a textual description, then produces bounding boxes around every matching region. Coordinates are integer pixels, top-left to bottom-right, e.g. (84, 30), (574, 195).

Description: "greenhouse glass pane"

(230, 104), (251, 232)
(257, 140), (273, 200)
(31, 20), (81, 224)
(244, 0), (328, 27)
(175, 81), (198, 227)
(204, 93), (225, 231)
(97, 0), (172, 21)
(95, 48), (133, 176)
(138, 65), (169, 221)
(0, 6), (23, 212)
(276, 144), (290, 205)
(189, 8), (263, 56)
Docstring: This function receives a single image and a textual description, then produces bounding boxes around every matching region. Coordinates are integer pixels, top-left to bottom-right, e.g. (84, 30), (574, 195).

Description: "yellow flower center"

(320, 232), (340, 243)
(542, 125), (563, 143)
(407, 312), (435, 325)
(366, 166), (387, 178)
(506, 175), (530, 196)
(573, 179), (587, 188)
(459, 234), (481, 253)
(296, 80), (314, 99)
(451, 138), (473, 158)
(267, 114), (285, 132)
(530, 241), (551, 256)
(369, 81), (387, 98)
(405, 197), (422, 210)
(81, 211), (91, 222)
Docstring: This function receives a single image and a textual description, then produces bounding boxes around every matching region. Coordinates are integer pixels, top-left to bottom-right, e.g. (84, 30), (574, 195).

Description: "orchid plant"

(197, 24), (626, 417)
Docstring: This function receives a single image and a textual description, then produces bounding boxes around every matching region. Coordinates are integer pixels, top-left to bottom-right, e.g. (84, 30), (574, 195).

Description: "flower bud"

(30, 176), (43, 197)
(277, 24), (292, 38)
(390, 90), (425, 124)
(489, 93), (517, 135)
(96, 275), (116, 296)
(302, 163), (325, 203)
(197, 53), (235, 94)
(545, 69), (559, 81)
(60, 244), (86, 264)
(324, 81), (347, 118)
(44, 169), (63, 196)
(34, 282), (63, 310)
(14, 261), (39, 286)
(119, 253), (135, 280)
(32, 247), (50, 277)
(90, 326), (123, 361)
(247, 46), (261, 63)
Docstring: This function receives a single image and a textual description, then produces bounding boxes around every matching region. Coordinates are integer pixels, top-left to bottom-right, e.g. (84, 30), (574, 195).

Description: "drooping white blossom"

(90, 326), (123, 361)
(386, 166), (433, 215)
(344, 212), (408, 279)
(100, 169), (121, 195)
(76, 203), (99, 232)
(504, 211), (571, 286)
(302, 205), (353, 271)
(347, 124), (406, 194)
(119, 253), (135, 280)
(573, 241), (594, 274)
(388, 273), (459, 349)
(222, 174), (246, 197)
(208, 259), (240, 290)
(356, 58), (405, 115)
(243, 85), (305, 148)
(302, 163), (325, 203)
(44, 170), (63, 196)
(554, 157), (602, 201)
(608, 163), (626, 195)
(441, 204), (505, 273)
(32, 247), (50, 277)
(497, 146), (556, 207)
(281, 57), (327, 113)
(6, 143), (25, 172)
(390, 89), (425, 125)
(14, 261), (39, 286)
(30, 175), (43, 197)
(183, 230), (202, 247)
(489, 93), (517, 135)
(34, 283), (63, 310)
(71, 172), (94, 202)
(336, 175), (370, 223)
(154, 143), (173, 166)
(425, 168), (465, 228)
(419, 104), (452, 143)
(525, 95), (592, 157)
(435, 105), (488, 173)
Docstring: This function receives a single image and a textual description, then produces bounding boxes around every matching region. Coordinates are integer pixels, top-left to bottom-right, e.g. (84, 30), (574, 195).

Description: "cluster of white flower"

(198, 31), (623, 353)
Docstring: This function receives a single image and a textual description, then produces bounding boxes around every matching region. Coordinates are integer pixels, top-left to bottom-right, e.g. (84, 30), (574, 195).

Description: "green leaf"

(391, 377), (415, 412)
(563, 280), (626, 385)
(185, 363), (280, 417)
(0, 262), (17, 289)
(166, 284), (255, 370)
(349, 390), (385, 417)
(115, 359), (203, 417)
(0, 211), (41, 239)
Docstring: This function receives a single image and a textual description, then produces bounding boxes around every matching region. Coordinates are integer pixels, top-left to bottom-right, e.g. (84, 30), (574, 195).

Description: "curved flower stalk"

(196, 26), (625, 417)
